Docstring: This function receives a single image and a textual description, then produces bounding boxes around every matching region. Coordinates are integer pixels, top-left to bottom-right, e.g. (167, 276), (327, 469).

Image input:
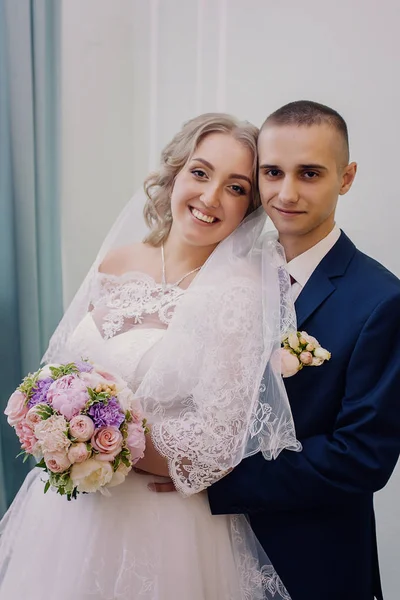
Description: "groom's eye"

(302, 170), (319, 179)
(265, 169), (282, 178)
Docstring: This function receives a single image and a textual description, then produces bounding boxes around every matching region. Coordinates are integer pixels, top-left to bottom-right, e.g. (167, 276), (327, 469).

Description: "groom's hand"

(146, 467), (233, 493)
(148, 480), (176, 493)
(133, 467), (177, 493)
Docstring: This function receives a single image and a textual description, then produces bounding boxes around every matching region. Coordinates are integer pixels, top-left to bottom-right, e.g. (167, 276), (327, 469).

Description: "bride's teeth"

(192, 208), (216, 223)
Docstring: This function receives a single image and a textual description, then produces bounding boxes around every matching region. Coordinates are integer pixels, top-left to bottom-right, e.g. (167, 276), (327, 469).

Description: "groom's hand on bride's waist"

(133, 467), (176, 493)
(148, 481), (176, 493)
(133, 466), (233, 493)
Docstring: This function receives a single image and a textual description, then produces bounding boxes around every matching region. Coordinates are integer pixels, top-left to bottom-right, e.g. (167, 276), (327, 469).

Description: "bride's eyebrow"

(190, 158), (215, 170)
(191, 158), (252, 186)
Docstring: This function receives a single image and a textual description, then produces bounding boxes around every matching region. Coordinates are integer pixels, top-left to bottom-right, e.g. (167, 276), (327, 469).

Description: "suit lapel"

(295, 271), (335, 329)
(294, 231), (357, 329)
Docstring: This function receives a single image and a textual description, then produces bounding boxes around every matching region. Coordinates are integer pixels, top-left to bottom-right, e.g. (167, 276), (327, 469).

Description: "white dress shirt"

(287, 226), (341, 301)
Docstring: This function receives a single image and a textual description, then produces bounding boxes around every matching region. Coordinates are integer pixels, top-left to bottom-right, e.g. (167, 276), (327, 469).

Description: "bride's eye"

(229, 184), (246, 196)
(191, 169), (208, 179)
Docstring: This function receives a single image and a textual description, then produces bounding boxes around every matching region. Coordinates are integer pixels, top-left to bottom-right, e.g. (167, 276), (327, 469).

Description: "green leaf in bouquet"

(120, 421), (128, 440)
(120, 447), (132, 469)
(50, 363), (79, 379)
(125, 410), (132, 423)
(113, 454), (122, 472)
(35, 403), (54, 420)
(22, 453), (30, 463)
(83, 389), (112, 413)
(87, 387), (97, 402)
(44, 481), (50, 494)
(18, 370), (42, 402)
(36, 458), (47, 470)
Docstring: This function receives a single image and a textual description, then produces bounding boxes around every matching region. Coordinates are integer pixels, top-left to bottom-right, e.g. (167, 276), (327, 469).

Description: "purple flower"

(74, 361), (93, 373)
(88, 397), (125, 429)
(28, 378), (53, 408)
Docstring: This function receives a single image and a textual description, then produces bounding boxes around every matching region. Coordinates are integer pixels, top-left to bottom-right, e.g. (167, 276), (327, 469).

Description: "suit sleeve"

(208, 292), (400, 514)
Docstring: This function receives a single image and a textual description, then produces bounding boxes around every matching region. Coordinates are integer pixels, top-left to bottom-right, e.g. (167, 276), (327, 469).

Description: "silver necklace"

(161, 243), (202, 290)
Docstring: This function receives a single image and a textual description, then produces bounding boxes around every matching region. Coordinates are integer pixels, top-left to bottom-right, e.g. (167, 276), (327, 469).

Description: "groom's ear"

(339, 162), (357, 195)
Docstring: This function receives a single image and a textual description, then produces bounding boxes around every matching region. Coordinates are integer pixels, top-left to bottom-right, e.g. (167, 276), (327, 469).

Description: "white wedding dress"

(0, 272), (277, 600)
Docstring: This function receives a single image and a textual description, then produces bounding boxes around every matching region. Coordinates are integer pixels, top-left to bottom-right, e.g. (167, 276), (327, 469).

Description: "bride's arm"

(134, 427), (170, 477)
(135, 427), (193, 480)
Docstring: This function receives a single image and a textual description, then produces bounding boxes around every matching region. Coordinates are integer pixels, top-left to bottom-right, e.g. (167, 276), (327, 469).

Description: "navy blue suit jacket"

(208, 232), (400, 600)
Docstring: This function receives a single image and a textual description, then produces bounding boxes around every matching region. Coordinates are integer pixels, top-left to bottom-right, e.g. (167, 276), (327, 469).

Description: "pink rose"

(130, 410), (143, 425)
(126, 422), (146, 464)
(44, 451), (71, 473)
(279, 348), (301, 378)
(15, 421), (39, 455)
(299, 351), (313, 366)
(25, 405), (45, 428)
(68, 442), (91, 464)
(91, 427), (123, 458)
(4, 391), (28, 426)
(47, 375), (89, 421)
(69, 415), (95, 442)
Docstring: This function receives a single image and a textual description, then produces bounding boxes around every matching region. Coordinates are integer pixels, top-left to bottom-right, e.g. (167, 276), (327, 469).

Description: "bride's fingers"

(147, 481), (176, 493)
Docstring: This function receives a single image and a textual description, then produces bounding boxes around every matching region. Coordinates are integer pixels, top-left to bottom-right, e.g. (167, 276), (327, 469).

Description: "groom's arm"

(208, 292), (400, 514)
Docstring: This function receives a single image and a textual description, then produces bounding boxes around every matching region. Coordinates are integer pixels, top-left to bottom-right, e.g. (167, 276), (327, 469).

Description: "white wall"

(60, 1), (400, 597)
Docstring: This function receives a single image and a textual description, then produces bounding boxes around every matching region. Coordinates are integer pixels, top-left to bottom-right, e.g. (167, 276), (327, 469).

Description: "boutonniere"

(280, 331), (331, 378)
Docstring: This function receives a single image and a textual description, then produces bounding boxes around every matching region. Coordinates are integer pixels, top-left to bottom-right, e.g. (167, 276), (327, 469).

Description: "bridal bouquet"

(4, 361), (147, 499)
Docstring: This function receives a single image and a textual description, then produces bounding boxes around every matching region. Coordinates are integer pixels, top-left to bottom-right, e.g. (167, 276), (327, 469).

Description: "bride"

(0, 113), (300, 599)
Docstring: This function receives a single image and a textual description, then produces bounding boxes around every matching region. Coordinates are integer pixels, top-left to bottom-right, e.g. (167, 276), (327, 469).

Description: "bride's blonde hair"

(143, 113), (260, 246)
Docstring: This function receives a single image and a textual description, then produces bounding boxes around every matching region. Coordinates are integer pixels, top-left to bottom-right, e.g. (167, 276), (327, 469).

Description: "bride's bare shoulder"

(99, 243), (159, 276)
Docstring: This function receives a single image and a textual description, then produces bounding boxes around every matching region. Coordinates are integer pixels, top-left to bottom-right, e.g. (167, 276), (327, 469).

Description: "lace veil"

(43, 190), (300, 496)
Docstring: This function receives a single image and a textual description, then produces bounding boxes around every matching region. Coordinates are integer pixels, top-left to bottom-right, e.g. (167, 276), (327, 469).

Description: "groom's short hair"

(262, 100), (349, 164)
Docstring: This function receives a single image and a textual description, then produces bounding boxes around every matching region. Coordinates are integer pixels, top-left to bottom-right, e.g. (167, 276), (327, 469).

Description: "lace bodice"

(67, 271), (184, 390)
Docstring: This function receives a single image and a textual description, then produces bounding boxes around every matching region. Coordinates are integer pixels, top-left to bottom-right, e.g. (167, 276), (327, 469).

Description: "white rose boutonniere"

(279, 331), (331, 378)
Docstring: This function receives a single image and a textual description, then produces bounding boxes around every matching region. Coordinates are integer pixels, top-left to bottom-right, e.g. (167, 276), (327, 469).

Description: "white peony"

(70, 458), (113, 493)
(106, 463), (131, 489)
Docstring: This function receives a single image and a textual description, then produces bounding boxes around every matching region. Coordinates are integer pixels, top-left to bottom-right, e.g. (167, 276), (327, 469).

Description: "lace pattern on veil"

(89, 271), (185, 338)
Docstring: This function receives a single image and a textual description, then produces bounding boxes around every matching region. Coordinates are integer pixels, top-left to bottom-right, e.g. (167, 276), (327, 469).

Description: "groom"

(208, 101), (400, 599)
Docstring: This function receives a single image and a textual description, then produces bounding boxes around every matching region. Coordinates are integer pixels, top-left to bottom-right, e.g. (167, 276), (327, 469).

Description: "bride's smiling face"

(169, 133), (254, 248)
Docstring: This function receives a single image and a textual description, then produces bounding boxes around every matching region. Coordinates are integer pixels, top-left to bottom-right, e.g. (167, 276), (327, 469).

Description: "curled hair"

(143, 113), (260, 246)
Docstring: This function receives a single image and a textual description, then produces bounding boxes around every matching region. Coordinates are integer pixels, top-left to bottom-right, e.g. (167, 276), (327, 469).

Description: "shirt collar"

(287, 226), (341, 289)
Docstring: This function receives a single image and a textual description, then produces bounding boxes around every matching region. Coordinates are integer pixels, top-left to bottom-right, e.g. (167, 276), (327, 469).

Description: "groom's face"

(258, 124), (356, 246)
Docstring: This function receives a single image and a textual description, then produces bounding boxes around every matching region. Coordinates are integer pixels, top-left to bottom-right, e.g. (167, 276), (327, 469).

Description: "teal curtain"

(0, 0), (63, 515)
